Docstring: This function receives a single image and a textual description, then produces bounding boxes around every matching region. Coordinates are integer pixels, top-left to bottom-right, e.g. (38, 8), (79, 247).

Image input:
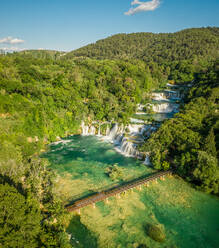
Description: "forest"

(0, 54), (166, 247)
(141, 60), (219, 194)
(67, 27), (219, 62)
(0, 27), (218, 247)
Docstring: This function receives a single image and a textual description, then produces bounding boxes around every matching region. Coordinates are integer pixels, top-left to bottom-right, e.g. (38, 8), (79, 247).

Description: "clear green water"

(43, 135), (154, 203)
(44, 135), (219, 248)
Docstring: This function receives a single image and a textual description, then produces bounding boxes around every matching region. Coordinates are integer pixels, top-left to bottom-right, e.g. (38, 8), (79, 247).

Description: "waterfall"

(144, 155), (151, 165)
(106, 125), (110, 136)
(152, 103), (172, 113)
(90, 126), (96, 135)
(97, 124), (101, 136)
(81, 121), (89, 136)
(128, 124), (141, 134)
(81, 121), (151, 159)
(80, 81), (182, 162)
(152, 90), (181, 101)
(152, 92), (166, 101)
(164, 90), (181, 100)
(108, 123), (119, 140)
(81, 121), (96, 136)
(152, 103), (179, 113)
(115, 133), (123, 144)
(119, 137), (137, 157)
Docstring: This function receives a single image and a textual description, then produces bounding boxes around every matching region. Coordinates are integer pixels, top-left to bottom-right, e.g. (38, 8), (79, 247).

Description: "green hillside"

(66, 27), (219, 63)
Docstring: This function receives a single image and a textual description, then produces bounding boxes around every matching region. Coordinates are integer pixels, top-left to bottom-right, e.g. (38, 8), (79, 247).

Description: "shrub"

(105, 164), (124, 181)
(147, 224), (165, 243)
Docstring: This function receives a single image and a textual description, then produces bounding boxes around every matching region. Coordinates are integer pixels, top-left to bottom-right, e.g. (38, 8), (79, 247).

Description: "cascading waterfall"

(152, 103), (179, 113)
(152, 91), (181, 101)
(94, 122), (144, 157)
(81, 121), (96, 136)
(112, 124), (150, 157)
(108, 123), (119, 140)
(97, 124), (101, 136)
(81, 121), (89, 136)
(119, 137), (138, 157)
(79, 83), (183, 163)
(152, 92), (167, 101)
(90, 126), (96, 135)
(128, 124), (143, 135)
(115, 133), (123, 144)
(81, 118), (163, 158)
(106, 125), (110, 136)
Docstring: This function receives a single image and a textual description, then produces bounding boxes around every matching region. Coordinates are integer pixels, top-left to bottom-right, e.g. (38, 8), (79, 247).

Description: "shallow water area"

(44, 135), (219, 248)
(67, 176), (219, 248)
(43, 135), (153, 202)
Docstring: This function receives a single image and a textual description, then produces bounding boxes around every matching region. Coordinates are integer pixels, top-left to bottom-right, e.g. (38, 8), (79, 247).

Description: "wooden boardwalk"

(65, 170), (172, 213)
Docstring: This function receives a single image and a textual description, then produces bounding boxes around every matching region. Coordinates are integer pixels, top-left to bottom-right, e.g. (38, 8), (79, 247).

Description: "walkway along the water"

(65, 170), (172, 213)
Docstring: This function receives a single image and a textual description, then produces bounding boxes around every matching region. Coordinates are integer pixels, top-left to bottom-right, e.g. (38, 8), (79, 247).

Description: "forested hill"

(66, 27), (219, 63)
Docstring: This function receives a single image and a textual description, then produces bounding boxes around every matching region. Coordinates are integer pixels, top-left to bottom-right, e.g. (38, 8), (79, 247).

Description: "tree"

(0, 183), (42, 248)
(193, 151), (219, 194)
(203, 128), (217, 158)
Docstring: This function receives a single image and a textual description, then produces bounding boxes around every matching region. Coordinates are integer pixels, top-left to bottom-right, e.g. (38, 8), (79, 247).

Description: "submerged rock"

(146, 224), (166, 243)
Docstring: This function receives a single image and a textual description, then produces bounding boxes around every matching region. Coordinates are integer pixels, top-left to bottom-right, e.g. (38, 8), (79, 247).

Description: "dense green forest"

(67, 27), (219, 62)
(141, 60), (219, 194)
(67, 27), (219, 84)
(0, 27), (218, 247)
(0, 53), (165, 247)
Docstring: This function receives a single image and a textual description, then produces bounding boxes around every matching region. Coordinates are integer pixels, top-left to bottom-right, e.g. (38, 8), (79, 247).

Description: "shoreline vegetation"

(0, 27), (218, 247)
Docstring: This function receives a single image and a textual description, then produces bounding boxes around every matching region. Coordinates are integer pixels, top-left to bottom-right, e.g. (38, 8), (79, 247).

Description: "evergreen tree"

(203, 128), (217, 158)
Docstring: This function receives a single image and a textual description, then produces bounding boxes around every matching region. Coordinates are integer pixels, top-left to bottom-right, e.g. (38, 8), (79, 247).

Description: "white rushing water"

(151, 92), (167, 101)
(81, 121), (96, 136)
(152, 90), (181, 101)
(80, 85), (183, 160)
(152, 103), (179, 113)
(81, 121), (156, 158)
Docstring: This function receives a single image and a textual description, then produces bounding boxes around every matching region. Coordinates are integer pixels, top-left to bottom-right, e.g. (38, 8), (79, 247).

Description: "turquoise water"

(43, 135), (154, 202)
(44, 135), (219, 248)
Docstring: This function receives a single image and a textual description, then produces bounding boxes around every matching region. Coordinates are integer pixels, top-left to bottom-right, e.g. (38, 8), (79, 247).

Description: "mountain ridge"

(65, 27), (219, 63)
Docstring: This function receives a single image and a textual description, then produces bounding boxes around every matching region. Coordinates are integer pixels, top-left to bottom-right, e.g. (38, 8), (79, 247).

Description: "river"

(43, 85), (219, 248)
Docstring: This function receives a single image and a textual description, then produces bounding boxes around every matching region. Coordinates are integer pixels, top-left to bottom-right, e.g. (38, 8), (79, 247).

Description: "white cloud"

(0, 36), (25, 44)
(125, 0), (161, 15)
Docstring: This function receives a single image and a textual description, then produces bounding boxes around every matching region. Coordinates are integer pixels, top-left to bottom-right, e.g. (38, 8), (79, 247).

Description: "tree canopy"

(0, 27), (218, 246)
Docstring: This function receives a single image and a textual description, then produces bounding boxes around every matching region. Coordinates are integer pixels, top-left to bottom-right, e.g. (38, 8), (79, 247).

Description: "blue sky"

(0, 0), (219, 52)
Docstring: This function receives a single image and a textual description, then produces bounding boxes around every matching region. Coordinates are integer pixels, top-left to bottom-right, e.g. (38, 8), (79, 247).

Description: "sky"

(0, 0), (219, 52)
